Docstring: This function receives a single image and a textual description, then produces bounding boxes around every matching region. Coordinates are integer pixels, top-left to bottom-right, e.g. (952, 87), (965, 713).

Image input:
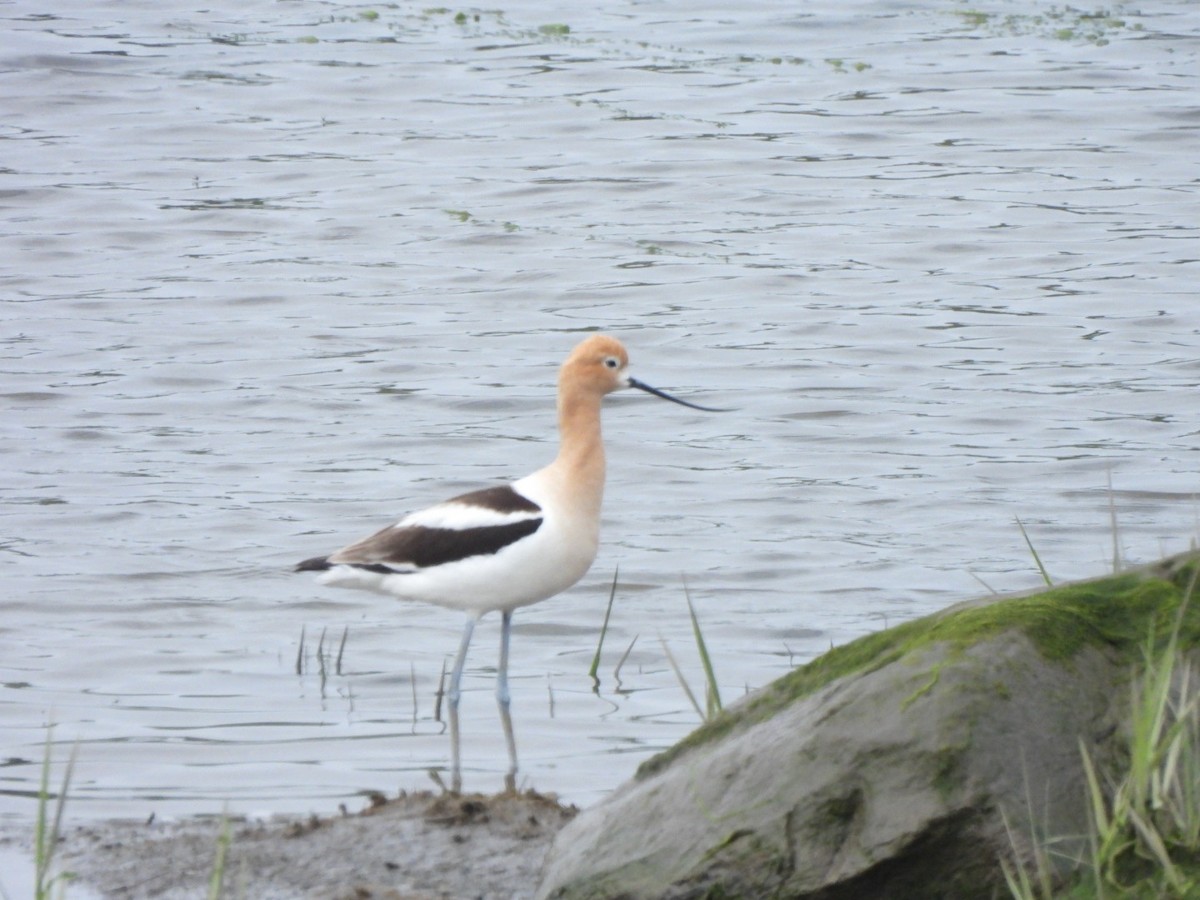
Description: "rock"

(536, 552), (1200, 900)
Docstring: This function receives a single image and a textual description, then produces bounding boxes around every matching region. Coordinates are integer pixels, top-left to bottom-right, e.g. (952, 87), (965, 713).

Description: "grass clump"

(1004, 573), (1200, 898)
(34, 728), (78, 900)
(588, 572), (723, 720)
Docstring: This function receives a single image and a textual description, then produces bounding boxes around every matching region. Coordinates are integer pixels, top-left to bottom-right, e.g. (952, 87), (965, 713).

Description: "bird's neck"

(550, 387), (606, 512)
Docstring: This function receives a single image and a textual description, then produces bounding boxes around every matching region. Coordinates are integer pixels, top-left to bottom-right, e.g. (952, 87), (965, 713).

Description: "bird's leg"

(447, 614), (477, 794)
(497, 609), (518, 793)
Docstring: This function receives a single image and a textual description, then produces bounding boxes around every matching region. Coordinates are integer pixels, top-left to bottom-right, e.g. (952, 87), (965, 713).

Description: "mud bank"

(43, 790), (576, 899)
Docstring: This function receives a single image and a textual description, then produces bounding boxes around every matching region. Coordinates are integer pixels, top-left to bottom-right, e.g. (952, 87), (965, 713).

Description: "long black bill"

(628, 377), (731, 412)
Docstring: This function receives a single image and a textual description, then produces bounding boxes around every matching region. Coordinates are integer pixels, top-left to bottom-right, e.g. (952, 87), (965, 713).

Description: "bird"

(296, 334), (724, 793)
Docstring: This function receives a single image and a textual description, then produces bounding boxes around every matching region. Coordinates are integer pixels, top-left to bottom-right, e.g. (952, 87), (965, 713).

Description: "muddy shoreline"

(38, 791), (576, 899)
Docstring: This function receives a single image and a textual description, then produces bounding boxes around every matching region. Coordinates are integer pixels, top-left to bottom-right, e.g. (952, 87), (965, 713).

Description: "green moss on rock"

(638, 555), (1200, 779)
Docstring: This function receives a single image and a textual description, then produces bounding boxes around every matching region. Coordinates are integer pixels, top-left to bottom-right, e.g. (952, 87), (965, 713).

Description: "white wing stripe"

(399, 500), (542, 532)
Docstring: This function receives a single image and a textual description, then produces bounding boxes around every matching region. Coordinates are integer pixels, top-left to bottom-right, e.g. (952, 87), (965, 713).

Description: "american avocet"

(296, 334), (723, 792)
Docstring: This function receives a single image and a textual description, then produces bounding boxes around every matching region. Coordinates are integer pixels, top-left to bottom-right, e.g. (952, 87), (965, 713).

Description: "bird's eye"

(603, 356), (620, 369)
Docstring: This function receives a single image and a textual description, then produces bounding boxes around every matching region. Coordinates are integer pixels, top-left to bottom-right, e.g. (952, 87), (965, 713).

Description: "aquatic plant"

(954, 5), (1143, 46)
(588, 568), (620, 688)
(685, 581), (722, 719)
(661, 583), (723, 722)
(1016, 515), (1054, 586)
(34, 728), (77, 900)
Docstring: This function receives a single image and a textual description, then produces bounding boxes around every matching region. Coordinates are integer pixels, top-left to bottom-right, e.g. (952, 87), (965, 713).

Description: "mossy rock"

(640, 553), (1200, 779)
(537, 552), (1200, 900)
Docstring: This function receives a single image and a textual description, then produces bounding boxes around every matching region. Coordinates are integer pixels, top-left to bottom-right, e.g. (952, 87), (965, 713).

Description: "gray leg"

(497, 609), (518, 792)
(447, 614), (477, 793)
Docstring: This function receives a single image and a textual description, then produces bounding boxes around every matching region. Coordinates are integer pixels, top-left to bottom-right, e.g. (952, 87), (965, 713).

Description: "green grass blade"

(34, 727), (77, 900)
(48, 743), (77, 879)
(1014, 516), (1053, 586)
(998, 810), (1029, 899)
(1126, 806), (1182, 891)
(613, 635), (638, 687)
(207, 814), (233, 900)
(660, 636), (703, 720)
(336, 625), (349, 675)
(1079, 739), (1114, 849)
(969, 571), (999, 595)
(589, 567), (619, 687)
(683, 580), (722, 718)
(34, 729), (52, 897)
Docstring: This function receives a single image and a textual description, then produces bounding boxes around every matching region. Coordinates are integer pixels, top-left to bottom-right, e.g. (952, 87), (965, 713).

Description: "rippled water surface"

(2, 0), (1199, 824)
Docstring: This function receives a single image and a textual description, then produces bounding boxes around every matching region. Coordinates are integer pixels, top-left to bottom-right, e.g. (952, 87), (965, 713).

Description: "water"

(2, 0), (1198, 827)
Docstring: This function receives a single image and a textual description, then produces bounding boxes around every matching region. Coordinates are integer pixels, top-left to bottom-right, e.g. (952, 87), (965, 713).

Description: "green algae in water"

(955, 5), (1142, 45)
